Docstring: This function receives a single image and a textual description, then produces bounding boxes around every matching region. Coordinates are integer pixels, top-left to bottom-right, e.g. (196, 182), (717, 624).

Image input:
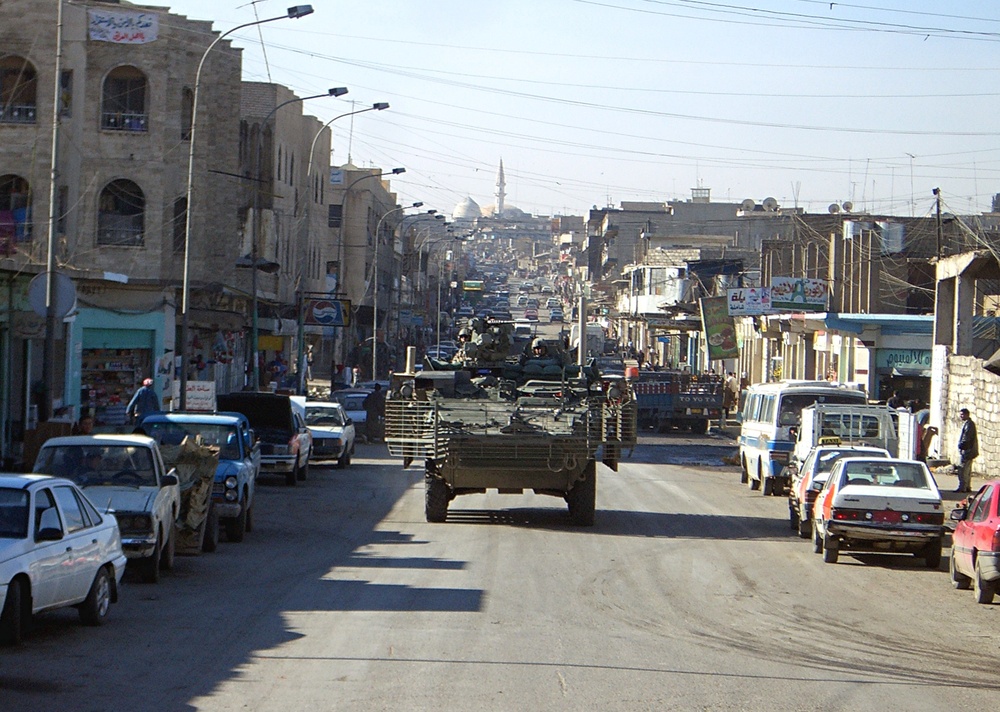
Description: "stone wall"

(940, 352), (999, 479)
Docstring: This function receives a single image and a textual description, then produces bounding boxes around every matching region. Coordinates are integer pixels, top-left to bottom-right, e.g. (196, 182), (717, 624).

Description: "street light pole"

(371, 202), (423, 380)
(249, 87), (347, 391)
(335, 167), (404, 365)
(180, 4), (314, 410)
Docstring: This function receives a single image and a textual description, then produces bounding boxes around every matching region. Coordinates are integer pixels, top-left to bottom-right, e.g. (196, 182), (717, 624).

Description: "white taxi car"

(305, 401), (356, 468)
(0, 474), (127, 645)
(812, 457), (944, 567)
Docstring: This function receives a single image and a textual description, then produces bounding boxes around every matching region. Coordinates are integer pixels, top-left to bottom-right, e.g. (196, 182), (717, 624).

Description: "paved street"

(2, 436), (997, 711)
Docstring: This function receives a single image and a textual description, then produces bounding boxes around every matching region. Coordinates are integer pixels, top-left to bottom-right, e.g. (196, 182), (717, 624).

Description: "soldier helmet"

(532, 338), (547, 350)
(458, 327), (471, 338)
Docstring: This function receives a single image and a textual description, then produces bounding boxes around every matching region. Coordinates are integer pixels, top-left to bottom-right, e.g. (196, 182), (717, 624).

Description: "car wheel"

(338, 447), (351, 469)
(159, 524), (176, 571)
(788, 505), (798, 531)
(244, 501), (254, 533)
(762, 477), (774, 496)
(975, 558), (996, 604)
(0, 578), (26, 645)
(749, 463), (761, 491)
(286, 462), (298, 486)
(202, 503), (220, 553)
(950, 550), (972, 590)
(822, 539), (839, 564)
(922, 539), (942, 570)
(140, 530), (162, 583)
(298, 459), (309, 481)
(79, 567), (112, 626)
(226, 493), (248, 543)
(566, 462), (597, 527)
(813, 522), (824, 554)
(739, 457), (748, 484)
(798, 513), (812, 540)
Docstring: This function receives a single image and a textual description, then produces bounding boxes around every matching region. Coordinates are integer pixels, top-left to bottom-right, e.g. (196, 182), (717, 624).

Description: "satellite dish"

(828, 203), (840, 214)
(762, 197), (778, 212)
(740, 198), (755, 212)
(842, 201), (853, 212)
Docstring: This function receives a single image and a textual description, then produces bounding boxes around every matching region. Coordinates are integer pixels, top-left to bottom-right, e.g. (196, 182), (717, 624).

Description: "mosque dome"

(452, 196), (482, 221)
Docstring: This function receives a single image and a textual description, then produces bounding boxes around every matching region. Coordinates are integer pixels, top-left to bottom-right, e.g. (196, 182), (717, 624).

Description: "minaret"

(495, 159), (506, 217)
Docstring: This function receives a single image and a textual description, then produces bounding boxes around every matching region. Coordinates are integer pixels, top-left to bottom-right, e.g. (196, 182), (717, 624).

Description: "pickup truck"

(217, 392), (312, 486)
(632, 370), (725, 434)
(33, 435), (180, 583)
(791, 404), (898, 466)
(139, 412), (260, 544)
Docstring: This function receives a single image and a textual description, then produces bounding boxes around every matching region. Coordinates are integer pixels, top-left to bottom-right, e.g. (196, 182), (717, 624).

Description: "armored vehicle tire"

(425, 475), (450, 523)
(567, 461), (597, 527)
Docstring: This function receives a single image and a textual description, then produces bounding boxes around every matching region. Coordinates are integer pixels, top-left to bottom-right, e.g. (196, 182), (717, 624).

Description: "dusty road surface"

(3, 437), (998, 711)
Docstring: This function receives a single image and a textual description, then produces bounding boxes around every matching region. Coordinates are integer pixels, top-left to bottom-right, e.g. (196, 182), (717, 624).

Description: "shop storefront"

(875, 347), (932, 405)
(69, 307), (170, 427)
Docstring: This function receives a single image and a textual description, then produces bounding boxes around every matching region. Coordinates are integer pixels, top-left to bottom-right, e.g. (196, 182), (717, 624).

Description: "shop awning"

(891, 366), (931, 378)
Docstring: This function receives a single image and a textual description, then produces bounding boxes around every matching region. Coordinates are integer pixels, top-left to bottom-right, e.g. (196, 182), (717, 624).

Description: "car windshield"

(841, 461), (931, 488)
(333, 393), (368, 411)
(306, 407), (344, 427)
(778, 392), (867, 426)
(142, 422), (241, 460)
(0, 488), (28, 539)
(816, 449), (888, 473)
(35, 445), (158, 487)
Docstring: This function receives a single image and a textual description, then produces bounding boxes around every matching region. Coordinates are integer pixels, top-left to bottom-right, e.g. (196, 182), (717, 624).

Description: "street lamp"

(247, 86), (347, 391)
(307, 102), (389, 182)
(180, 4), (314, 410)
(334, 167), (404, 364)
(371, 201), (423, 380)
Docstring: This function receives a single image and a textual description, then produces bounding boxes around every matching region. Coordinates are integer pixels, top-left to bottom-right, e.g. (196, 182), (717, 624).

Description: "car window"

(37, 445), (157, 487)
(76, 489), (104, 526)
(841, 461), (930, 488)
(971, 486), (994, 522)
(53, 485), (87, 533)
(34, 488), (58, 533)
(0, 488), (29, 539)
(306, 407), (345, 427)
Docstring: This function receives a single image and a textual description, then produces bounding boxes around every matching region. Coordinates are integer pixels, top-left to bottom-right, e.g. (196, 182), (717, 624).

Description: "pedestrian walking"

(126, 378), (160, 425)
(956, 407), (979, 493)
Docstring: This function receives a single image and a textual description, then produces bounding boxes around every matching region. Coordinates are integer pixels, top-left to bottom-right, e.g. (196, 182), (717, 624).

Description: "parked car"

(305, 401), (356, 468)
(331, 389), (373, 442)
(949, 480), (1000, 603)
(812, 457), (944, 567)
(34, 435), (180, 583)
(0, 474), (128, 644)
(139, 413), (260, 543)
(787, 445), (891, 538)
(216, 393), (312, 486)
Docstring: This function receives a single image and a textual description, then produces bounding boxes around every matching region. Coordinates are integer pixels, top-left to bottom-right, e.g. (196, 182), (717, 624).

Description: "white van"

(738, 381), (867, 495)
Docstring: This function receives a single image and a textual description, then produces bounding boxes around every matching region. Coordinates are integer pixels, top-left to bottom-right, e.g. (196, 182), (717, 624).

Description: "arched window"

(181, 87), (193, 140)
(97, 180), (144, 246)
(101, 66), (147, 131)
(0, 56), (37, 124)
(0, 174), (31, 254)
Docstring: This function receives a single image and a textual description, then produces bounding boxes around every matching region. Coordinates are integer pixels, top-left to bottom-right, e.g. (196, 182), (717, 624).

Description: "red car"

(950, 480), (1000, 603)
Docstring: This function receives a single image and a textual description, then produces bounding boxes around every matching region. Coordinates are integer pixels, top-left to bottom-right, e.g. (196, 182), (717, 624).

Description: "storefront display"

(81, 348), (151, 426)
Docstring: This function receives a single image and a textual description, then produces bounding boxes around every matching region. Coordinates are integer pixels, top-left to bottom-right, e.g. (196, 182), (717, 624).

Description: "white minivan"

(738, 381), (867, 495)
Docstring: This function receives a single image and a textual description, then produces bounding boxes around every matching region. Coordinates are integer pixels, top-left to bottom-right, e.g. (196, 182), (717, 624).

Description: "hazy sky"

(138, 0), (1000, 219)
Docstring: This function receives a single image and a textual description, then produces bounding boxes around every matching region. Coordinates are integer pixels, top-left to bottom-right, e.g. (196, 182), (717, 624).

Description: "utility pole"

(933, 187), (943, 259)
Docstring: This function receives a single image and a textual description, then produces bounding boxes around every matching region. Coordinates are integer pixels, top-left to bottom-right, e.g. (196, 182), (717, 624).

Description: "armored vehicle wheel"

(425, 474), (450, 523)
(567, 461), (597, 527)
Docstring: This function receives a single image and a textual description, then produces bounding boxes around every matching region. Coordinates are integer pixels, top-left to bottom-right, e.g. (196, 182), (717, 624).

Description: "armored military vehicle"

(386, 318), (636, 525)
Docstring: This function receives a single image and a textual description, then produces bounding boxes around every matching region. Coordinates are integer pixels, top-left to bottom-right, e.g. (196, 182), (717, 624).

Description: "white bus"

(739, 381), (867, 495)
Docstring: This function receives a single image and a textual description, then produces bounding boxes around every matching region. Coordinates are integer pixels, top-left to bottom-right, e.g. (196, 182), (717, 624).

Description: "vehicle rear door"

(51, 484), (103, 603)
(29, 487), (72, 609)
(972, 485), (997, 567)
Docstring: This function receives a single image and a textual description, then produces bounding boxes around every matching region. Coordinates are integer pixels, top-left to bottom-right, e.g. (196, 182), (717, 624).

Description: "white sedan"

(0, 474), (128, 645)
(305, 401), (357, 468)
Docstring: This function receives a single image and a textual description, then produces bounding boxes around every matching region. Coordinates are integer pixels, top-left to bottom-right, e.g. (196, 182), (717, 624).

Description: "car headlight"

(116, 513), (153, 533)
(225, 476), (238, 489)
(225, 489), (239, 502)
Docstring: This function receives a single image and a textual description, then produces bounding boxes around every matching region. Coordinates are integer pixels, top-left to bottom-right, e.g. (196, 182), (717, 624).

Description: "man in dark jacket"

(957, 407), (979, 493)
(363, 383), (386, 442)
(126, 378), (160, 424)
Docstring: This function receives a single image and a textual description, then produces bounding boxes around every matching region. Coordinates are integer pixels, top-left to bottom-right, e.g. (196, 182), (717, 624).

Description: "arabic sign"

(303, 298), (351, 327)
(700, 296), (738, 361)
(769, 277), (829, 312)
(171, 381), (215, 412)
(727, 287), (772, 316)
(88, 10), (159, 44)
